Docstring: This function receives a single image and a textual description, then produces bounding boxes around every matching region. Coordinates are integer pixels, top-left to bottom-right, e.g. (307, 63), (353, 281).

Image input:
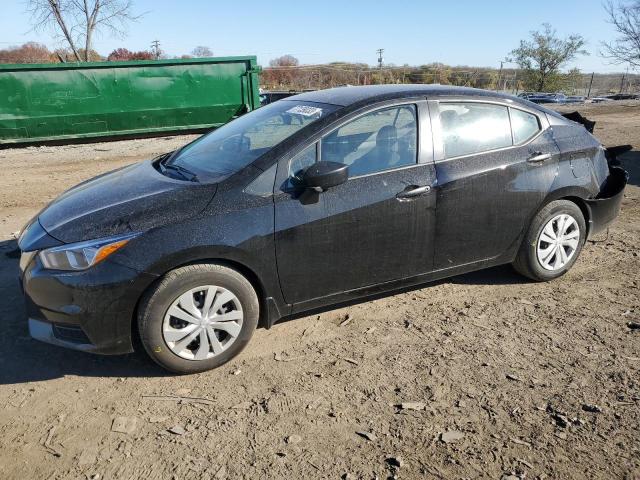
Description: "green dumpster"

(0, 56), (261, 145)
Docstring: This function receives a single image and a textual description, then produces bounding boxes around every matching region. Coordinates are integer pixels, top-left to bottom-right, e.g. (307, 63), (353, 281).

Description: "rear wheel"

(513, 200), (586, 281)
(138, 264), (259, 374)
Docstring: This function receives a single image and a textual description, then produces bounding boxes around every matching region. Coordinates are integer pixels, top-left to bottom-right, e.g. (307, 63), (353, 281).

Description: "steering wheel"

(220, 134), (251, 153)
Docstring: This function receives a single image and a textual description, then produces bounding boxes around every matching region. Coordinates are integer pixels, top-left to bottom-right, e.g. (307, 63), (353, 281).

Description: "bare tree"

(269, 54), (299, 67)
(107, 47), (153, 61)
(263, 55), (300, 88)
(27, 0), (142, 62)
(191, 46), (213, 58)
(602, 0), (640, 68)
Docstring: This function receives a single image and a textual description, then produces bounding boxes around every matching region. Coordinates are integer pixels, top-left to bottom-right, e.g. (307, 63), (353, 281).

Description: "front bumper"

(585, 166), (628, 238)
(20, 252), (156, 355)
(28, 318), (104, 353)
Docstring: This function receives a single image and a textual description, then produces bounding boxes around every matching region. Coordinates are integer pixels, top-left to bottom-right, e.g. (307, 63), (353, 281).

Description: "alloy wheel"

(536, 214), (580, 271)
(162, 285), (243, 360)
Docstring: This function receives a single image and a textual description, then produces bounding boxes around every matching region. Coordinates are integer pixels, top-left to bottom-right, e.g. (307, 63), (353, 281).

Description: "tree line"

(2, 0), (638, 94)
(0, 42), (214, 63)
(261, 57), (638, 96)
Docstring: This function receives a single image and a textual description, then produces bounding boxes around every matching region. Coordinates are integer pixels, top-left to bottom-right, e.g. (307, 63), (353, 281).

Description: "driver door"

(273, 101), (438, 307)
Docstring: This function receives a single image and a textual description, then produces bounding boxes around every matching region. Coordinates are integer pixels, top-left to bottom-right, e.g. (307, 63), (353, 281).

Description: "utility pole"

(151, 40), (161, 60)
(619, 67), (628, 93)
(376, 48), (384, 69)
(586, 72), (594, 98)
(496, 61), (504, 92)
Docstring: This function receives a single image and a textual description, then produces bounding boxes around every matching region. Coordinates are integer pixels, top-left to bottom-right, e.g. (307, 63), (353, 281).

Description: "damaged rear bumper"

(585, 166), (628, 238)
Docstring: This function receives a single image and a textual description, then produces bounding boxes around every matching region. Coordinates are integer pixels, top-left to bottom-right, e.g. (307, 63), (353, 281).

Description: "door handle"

(527, 152), (552, 163)
(396, 185), (431, 200)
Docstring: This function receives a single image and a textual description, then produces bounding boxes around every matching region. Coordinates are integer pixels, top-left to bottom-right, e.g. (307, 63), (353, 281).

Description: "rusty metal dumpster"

(0, 56), (260, 145)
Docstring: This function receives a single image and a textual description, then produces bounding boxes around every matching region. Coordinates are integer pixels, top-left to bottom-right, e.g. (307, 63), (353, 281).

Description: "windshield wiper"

(158, 155), (198, 182)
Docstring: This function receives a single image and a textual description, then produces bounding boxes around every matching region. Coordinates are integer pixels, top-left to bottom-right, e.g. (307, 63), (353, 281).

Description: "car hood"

(38, 160), (218, 243)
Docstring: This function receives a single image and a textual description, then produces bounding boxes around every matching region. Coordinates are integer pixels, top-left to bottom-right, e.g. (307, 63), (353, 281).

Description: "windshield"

(167, 101), (338, 180)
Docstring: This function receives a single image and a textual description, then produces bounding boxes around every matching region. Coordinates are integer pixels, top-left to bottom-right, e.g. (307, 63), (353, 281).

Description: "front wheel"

(513, 200), (586, 281)
(138, 264), (259, 374)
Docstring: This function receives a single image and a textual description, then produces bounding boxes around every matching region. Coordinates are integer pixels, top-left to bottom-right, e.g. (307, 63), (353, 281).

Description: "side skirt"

(280, 254), (514, 323)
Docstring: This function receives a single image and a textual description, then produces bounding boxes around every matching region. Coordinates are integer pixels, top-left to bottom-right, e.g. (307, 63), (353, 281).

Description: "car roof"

(284, 84), (519, 107)
(284, 84), (563, 121)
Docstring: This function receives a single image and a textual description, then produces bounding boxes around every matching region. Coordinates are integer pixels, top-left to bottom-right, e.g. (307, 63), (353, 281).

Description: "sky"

(0, 0), (630, 73)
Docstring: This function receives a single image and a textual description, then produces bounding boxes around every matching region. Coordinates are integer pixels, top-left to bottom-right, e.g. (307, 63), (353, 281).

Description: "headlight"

(39, 233), (139, 271)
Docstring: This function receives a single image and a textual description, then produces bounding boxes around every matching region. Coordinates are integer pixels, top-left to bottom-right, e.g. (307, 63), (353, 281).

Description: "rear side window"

(321, 105), (418, 177)
(510, 108), (541, 144)
(439, 103), (512, 158)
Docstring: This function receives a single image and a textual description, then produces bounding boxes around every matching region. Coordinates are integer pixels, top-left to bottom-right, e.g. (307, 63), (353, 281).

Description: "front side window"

(510, 108), (541, 144)
(321, 105), (418, 177)
(439, 103), (512, 158)
(287, 143), (317, 188)
(167, 101), (337, 181)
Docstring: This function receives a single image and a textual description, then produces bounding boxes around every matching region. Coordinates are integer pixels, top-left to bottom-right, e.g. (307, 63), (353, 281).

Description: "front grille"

(52, 324), (91, 344)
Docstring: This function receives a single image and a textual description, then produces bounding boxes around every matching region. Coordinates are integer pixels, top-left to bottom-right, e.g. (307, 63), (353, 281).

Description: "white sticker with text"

(286, 105), (323, 117)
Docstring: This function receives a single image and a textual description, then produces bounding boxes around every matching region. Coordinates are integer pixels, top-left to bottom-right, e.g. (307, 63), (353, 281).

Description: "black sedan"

(18, 85), (628, 373)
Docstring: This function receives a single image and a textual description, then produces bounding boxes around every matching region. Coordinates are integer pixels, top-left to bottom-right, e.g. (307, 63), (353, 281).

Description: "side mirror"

(302, 161), (349, 192)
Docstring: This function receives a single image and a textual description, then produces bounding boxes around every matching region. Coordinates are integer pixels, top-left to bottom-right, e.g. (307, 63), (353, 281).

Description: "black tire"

(513, 200), (586, 281)
(138, 264), (259, 374)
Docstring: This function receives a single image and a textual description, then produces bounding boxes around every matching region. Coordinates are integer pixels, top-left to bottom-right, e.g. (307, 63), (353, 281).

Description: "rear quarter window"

(510, 108), (541, 144)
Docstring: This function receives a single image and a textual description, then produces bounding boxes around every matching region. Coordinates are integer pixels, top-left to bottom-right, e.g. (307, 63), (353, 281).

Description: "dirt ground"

(0, 101), (638, 480)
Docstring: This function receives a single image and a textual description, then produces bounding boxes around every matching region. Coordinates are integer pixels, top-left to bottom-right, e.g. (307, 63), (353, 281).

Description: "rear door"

(430, 99), (559, 269)
(274, 101), (437, 306)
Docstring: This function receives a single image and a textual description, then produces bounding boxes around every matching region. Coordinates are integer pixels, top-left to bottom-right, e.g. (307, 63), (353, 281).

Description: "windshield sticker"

(286, 105), (323, 117)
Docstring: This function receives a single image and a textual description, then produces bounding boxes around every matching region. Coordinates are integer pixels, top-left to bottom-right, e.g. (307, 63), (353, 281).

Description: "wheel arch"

(511, 187), (593, 263)
(130, 251), (284, 351)
(558, 195), (591, 236)
(513, 189), (592, 281)
(538, 185), (594, 237)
